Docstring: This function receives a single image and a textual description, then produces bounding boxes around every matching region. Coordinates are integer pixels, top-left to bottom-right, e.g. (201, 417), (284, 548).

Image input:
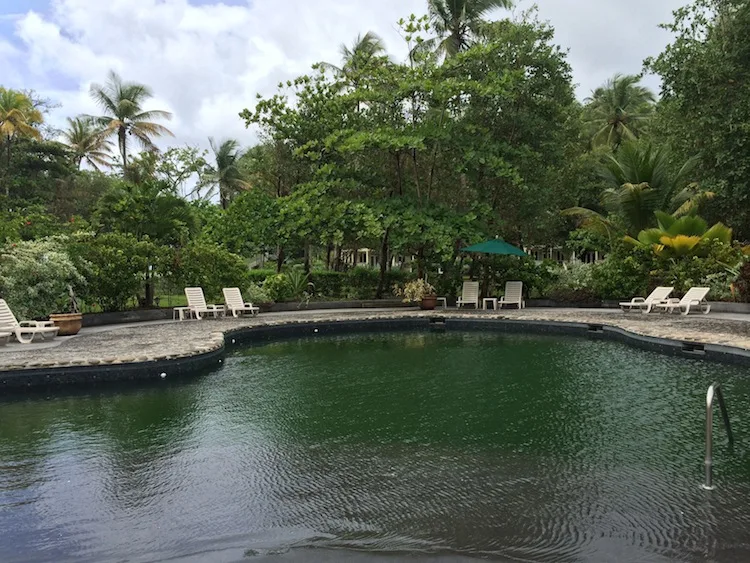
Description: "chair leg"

(15, 331), (33, 344)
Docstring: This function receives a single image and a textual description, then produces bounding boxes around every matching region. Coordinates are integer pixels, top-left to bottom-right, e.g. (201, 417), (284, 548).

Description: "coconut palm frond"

(87, 70), (173, 167)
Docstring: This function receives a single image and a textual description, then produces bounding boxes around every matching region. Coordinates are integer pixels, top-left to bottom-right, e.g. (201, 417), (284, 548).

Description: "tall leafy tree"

(243, 11), (577, 283)
(422, 0), (514, 58)
(61, 116), (113, 171)
(0, 88), (43, 196)
(202, 138), (250, 209)
(645, 0), (750, 237)
(87, 71), (174, 168)
(583, 74), (656, 149)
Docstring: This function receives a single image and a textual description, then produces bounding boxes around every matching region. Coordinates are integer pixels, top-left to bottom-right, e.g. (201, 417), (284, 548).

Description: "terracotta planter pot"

(49, 313), (83, 336)
(420, 295), (438, 310)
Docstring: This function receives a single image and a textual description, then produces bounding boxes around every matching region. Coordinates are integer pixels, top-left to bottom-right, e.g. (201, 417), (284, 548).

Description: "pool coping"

(2, 315), (748, 390)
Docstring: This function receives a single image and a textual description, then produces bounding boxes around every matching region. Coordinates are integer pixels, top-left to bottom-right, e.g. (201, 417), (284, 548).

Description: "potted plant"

(49, 285), (83, 336)
(400, 279), (438, 310)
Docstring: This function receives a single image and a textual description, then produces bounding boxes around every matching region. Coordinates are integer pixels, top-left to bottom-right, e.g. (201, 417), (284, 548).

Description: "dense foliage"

(1, 0), (749, 318)
(0, 238), (85, 319)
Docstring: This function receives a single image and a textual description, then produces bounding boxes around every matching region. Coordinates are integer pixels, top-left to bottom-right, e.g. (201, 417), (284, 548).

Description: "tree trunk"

(334, 245), (342, 272)
(303, 243), (311, 274)
(220, 184), (229, 210)
(412, 149), (421, 205)
(325, 243), (333, 270)
(417, 247), (425, 280)
(144, 266), (154, 308)
(276, 246), (285, 273)
(4, 136), (12, 198)
(119, 126), (128, 171)
(375, 229), (390, 298)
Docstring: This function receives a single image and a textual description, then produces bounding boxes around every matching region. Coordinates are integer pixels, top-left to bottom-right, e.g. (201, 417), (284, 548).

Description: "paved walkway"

(2, 308), (750, 371)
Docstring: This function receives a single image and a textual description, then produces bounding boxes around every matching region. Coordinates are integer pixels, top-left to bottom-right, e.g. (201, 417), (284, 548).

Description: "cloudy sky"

(0, 0), (687, 151)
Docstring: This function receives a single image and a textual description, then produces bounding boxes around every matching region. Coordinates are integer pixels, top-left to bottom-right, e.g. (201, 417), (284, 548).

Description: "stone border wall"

(2, 315), (749, 391)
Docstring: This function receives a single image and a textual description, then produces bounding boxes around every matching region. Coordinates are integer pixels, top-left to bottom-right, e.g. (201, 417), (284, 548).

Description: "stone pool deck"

(2, 307), (750, 373)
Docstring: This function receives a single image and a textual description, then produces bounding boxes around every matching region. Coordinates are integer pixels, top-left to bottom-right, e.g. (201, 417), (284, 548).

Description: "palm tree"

(421, 0), (514, 59)
(320, 31), (387, 83)
(583, 74), (656, 149)
(0, 88), (43, 196)
(88, 71), (173, 168)
(563, 140), (713, 238)
(203, 138), (250, 209)
(61, 116), (114, 171)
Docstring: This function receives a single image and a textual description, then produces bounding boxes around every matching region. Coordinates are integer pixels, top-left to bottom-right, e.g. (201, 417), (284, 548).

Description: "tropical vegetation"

(1, 0), (749, 319)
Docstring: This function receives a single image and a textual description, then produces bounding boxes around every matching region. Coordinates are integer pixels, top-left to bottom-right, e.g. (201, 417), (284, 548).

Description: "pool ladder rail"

(703, 382), (734, 490)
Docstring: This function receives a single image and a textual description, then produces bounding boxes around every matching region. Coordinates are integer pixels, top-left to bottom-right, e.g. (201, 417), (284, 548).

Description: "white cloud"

(2, 0), (685, 152)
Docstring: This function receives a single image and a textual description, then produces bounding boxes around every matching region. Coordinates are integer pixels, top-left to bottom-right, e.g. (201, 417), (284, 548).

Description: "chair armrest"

(631, 297), (646, 303)
(19, 320), (54, 327)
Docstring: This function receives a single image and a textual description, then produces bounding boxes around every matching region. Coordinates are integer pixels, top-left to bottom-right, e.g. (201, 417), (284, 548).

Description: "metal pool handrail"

(703, 382), (734, 490)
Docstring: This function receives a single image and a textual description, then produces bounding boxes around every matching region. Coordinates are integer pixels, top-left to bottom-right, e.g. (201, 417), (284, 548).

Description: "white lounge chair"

(654, 287), (711, 315)
(456, 281), (480, 309)
(223, 288), (260, 318)
(620, 286), (674, 314)
(0, 331), (12, 346)
(498, 281), (525, 309)
(184, 287), (224, 320)
(0, 299), (60, 344)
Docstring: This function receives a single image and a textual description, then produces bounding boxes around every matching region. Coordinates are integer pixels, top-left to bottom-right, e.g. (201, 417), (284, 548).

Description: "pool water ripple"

(2, 331), (750, 562)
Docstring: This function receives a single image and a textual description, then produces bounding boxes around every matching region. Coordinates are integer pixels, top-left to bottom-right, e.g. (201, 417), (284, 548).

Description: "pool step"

(429, 317), (447, 332)
(682, 342), (706, 356)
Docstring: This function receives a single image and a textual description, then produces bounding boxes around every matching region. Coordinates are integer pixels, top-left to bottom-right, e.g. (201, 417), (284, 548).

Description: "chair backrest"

(680, 287), (710, 304)
(185, 287), (208, 310)
(646, 286), (674, 303)
(0, 299), (20, 328)
(461, 281), (479, 303)
(223, 287), (245, 309)
(503, 281), (523, 303)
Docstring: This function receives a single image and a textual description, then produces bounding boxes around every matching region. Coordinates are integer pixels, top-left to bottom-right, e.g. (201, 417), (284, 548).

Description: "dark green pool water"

(2, 331), (750, 562)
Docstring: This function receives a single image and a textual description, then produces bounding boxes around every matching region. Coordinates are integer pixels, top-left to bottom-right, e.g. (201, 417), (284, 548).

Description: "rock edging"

(2, 311), (750, 390)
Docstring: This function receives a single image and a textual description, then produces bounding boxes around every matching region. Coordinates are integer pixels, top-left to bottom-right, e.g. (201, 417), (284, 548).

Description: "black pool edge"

(2, 316), (748, 390)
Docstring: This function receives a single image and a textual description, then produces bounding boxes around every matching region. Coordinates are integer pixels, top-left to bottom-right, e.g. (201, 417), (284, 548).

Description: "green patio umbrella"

(460, 238), (529, 300)
(461, 238), (528, 257)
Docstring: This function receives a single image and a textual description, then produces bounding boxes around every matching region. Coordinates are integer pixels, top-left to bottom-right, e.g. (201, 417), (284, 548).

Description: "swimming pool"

(1, 331), (749, 562)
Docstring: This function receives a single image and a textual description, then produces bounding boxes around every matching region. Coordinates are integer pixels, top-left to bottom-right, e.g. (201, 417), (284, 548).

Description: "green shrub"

(590, 252), (652, 300)
(262, 274), (290, 302)
(433, 268), (463, 299)
(244, 283), (273, 304)
(168, 242), (249, 302)
(652, 240), (744, 295)
(0, 237), (85, 319)
(734, 262), (750, 302)
(68, 232), (157, 312)
(341, 267), (413, 299)
(486, 257), (558, 298)
(248, 269), (275, 285)
(344, 267), (380, 299)
(545, 262), (597, 302)
(286, 267), (313, 300)
(309, 270), (346, 297)
(244, 267), (414, 301)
